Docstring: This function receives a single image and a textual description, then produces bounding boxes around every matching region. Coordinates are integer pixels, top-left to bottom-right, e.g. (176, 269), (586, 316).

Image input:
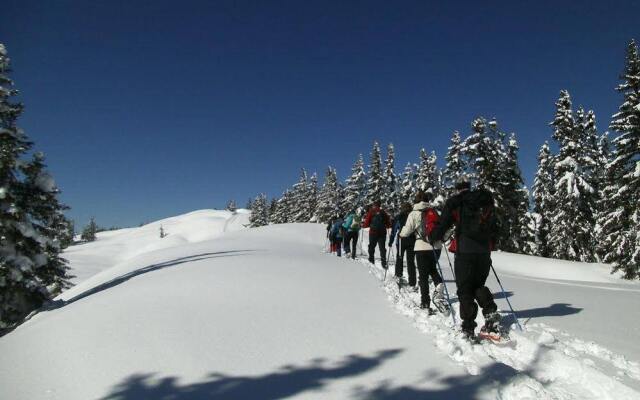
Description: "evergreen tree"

(500, 134), (532, 253)
(19, 152), (73, 292)
(291, 169), (311, 222)
(307, 173), (318, 222)
(0, 44), (72, 327)
(81, 218), (98, 242)
(226, 200), (237, 212)
(532, 142), (555, 257)
(268, 198), (278, 223)
(442, 131), (466, 198)
(462, 118), (502, 190)
(594, 132), (612, 260)
(601, 40), (640, 279)
(270, 190), (292, 224)
(461, 118), (509, 249)
(547, 91), (596, 261)
(415, 148), (430, 192)
(365, 142), (384, 205)
(399, 162), (417, 204)
(381, 144), (399, 215)
(343, 155), (366, 213)
(248, 194), (269, 227)
(245, 198), (253, 210)
(316, 167), (342, 223)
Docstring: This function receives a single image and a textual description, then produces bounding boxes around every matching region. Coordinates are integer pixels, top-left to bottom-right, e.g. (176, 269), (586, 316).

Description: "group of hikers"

(326, 176), (502, 340)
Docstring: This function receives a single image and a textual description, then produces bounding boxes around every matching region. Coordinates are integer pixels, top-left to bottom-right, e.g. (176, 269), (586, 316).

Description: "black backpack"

(370, 211), (386, 232)
(457, 189), (497, 242)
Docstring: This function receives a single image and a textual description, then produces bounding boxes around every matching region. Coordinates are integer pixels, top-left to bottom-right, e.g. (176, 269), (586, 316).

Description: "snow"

(34, 172), (57, 192)
(1, 212), (640, 399)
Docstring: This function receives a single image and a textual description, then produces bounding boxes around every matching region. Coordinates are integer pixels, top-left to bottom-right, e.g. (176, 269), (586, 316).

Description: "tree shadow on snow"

(516, 303), (583, 320)
(100, 349), (403, 400)
(100, 347), (549, 400)
(44, 250), (261, 311)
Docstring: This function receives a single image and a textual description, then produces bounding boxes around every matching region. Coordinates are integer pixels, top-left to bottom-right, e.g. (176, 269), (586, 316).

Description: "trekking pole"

(432, 249), (456, 325)
(490, 264), (523, 331)
(442, 246), (456, 281)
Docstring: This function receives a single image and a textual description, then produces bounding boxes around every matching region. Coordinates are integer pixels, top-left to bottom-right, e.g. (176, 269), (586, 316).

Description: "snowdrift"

(1, 210), (639, 399)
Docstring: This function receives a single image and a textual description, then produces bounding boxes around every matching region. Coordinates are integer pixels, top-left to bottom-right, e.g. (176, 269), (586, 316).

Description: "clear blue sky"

(2, 1), (638, 228)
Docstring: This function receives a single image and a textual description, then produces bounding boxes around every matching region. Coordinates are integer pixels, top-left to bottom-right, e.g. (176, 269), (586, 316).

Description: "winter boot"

(462, 328), (479, 343)
(481, 312), (501, 334)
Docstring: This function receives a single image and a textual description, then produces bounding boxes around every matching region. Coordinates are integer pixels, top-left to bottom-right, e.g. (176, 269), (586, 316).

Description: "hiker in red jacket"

(362, 200), (392, 269)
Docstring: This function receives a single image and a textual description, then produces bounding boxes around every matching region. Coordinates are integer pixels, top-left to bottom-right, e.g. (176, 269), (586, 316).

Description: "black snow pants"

(415, 249), (443, 306)
(454, 253), (498, 331)
(368, 233), (387, 268)
(344, 230), (359, 259)
(395, 237), (416, 284)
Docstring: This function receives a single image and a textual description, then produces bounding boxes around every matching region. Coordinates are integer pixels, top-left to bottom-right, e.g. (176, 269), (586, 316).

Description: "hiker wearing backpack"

(329, 214), (346, 257)
(326, 217), (336, 252)
(342, 210), (362, 259)
(429, 177), (500, 340)
(399, 191), (447, 313)
(389, 203), (416, 286)
(362, 200), (392, 268)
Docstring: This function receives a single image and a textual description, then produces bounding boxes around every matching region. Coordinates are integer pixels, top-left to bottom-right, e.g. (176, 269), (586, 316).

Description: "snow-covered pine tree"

(248, 194), (269, 227)
(316, 167), (342, 222)
(343, 155), (366, 213)
(269, 190), (292, 224)
(426, 151), (442, 202)
(500, 134), (533, 253)
(268, 198), (278, 222)
(461, 118), (509, 248)
(81, 218), (98, 242)
(307, 173), (318, 222)
(291, 169), (311, 222)
(381, 144), (399, 215)
(442, 131), (466, 198)
(399, 162), (417, 205)
(575, 107), (599, 258)
(19, 152), (73, 293)
(226, 200), (237, 212)
(415, 148), (429, 192)
(461, 118), (503, 191)
(547, 91), (596, 262)
(600, 39), (640, 279)
(532, 142), (555, 257)
(594, 132), (612, 260)
(365, 142), (384, 206)
(0, 43), (73, 327)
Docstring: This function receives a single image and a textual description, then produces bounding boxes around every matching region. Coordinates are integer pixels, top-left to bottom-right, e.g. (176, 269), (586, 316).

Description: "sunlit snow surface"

(1, 210), (639, 399)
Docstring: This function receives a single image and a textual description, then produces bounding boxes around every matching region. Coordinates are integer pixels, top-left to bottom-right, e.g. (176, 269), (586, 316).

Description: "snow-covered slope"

(65, 209), (250, 283)
(1, 213), (639, 400)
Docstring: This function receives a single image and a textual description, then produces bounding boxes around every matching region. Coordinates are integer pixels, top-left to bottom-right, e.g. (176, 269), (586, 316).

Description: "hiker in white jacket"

(400, 190), (447, 313)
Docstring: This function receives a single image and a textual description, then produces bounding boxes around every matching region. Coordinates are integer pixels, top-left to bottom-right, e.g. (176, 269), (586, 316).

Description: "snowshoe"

(478, 313), (512, 344)
(431, 283), (451, 315)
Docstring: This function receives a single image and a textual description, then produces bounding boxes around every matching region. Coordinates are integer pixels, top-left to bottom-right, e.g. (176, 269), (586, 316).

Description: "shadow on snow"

(44, 250), (262, 311)
(100, 347), (549, 400)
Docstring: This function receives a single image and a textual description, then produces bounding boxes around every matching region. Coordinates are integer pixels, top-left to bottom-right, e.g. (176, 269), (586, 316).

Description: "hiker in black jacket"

(429, 177), (500, 339)
(389, 203), (416, 286)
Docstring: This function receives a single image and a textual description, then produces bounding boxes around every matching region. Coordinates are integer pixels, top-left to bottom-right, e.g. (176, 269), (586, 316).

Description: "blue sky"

(2, 1), (638, 228)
